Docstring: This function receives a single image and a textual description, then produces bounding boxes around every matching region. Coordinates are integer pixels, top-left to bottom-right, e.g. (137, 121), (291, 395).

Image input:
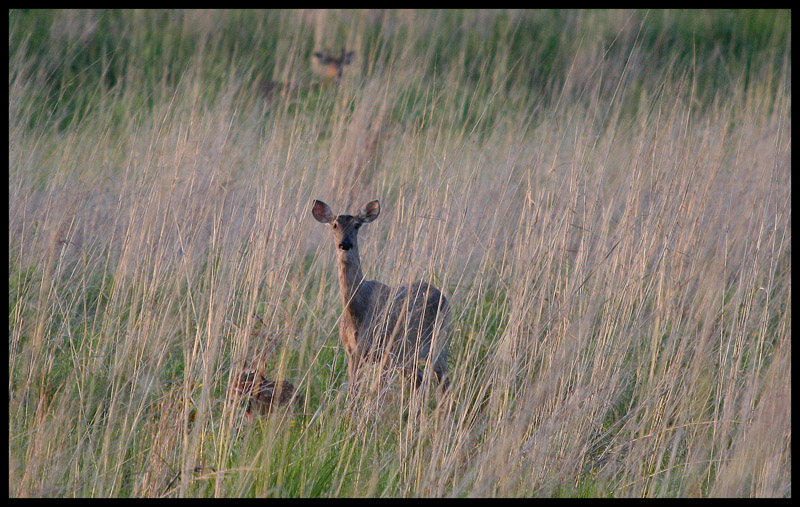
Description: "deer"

(230, 371), (303, 418)
(227, 312), (304, 418)
(255, 48), (354, 100)
(311, 199), (450, 392)
(311, 48), (354, 83)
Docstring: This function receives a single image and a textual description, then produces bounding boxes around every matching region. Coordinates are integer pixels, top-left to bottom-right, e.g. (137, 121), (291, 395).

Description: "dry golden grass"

(9, 9), (790, 497)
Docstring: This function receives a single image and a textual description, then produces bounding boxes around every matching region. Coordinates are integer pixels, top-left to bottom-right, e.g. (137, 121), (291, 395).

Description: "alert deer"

(256, 48), (354, 100)
(312, 199), (450, 391)
(311, 48), (354, 82)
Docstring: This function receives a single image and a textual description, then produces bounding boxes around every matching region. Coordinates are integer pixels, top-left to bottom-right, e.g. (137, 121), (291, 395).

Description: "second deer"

(257, 48), (354, 100)
(312, 199), (450, 392)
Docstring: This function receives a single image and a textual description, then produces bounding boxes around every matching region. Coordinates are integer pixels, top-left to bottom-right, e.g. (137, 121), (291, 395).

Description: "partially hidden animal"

(256, 48), (354, 100)
(231, 370), (302, 417)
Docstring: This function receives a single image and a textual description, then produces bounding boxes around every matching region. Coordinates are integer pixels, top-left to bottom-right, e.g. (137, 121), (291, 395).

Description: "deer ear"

(312, 200), (333, 224)
(358, 200), (380, 223)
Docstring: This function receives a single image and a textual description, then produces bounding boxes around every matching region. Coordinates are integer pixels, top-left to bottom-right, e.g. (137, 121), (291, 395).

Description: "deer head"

(311, 199), (380, 253)
(312, 48), (355, 80)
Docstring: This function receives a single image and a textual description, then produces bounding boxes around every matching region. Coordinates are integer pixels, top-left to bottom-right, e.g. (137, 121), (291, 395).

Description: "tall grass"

(9, 9), (790, 497)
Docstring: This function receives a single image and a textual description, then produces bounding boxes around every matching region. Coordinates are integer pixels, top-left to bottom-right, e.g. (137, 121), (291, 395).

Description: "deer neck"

(336, 246), (366, 311)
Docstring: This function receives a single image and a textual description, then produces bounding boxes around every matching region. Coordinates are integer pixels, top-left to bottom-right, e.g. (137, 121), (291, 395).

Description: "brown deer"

(311, 48), (354, 82)
(311, 199), (450, 391)
(256, 48), (354, 100)
(230, 370), (303, 418)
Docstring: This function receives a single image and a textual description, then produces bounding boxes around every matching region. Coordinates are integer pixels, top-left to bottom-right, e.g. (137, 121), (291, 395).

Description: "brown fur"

(312, 199), (450, 390)
(230, 371), (302, 417)
(253, 48), (354, 100)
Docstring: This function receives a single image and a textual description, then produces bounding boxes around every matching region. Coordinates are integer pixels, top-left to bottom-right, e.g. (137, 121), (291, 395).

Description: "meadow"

(8, 9), (791, 497)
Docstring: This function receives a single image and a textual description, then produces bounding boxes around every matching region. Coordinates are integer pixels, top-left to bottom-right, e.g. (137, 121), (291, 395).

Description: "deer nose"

(338, 240), (352, 251)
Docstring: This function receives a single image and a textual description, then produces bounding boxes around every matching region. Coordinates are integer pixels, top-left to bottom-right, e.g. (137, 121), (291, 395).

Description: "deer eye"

(332, 223), (337, 229)
(354, 223), (361, 229)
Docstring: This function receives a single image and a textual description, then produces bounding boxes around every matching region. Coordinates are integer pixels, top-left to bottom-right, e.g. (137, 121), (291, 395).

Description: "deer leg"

(410, 364), (424, 389)
(432, 352), (449, 392)
(434, 368), (449, 393)
(347, 352), (361, 390)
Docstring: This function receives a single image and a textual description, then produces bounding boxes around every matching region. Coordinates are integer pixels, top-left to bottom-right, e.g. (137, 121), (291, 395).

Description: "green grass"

(9, 9), (791, 497)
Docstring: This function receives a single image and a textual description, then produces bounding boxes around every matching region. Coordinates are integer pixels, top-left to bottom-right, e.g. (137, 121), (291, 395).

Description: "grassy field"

(8, 9), (791, 497)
